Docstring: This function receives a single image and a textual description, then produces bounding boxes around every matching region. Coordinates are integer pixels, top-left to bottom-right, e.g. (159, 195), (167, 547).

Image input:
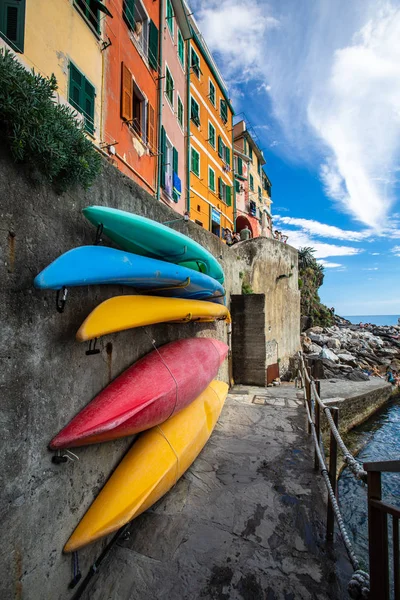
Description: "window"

(258, 186), (262, 201)
(220, 99), (228, 124)
(69, 62), (95, 134)
(177, 95), (184, 128)
(225, 146), (230, 166)
(165, 66), (174, 107)
(209, 80), (216, 106)
(191, 46), (200, 78)
(248, 145), (253, 162)
(237, 156), (243, 176)
(123, 0), (159, 71)
(208, 122), (216, 148)
(121, 62), (154, 146)
(74, 0), (110, 34)
(177, 28), (185, 67)
(209, 167), (216, 192)
(218, 135), (224, 159)
(166, 0), (174, 37)
(257, 157), (261, 176)
(191, 146), (200, 177)
(0, 0), (26, 52)
(249, 174), (254, 191)
(235, 179), (241, 193)
(218, 177), (232, 206)
(190, 96), (200, 126)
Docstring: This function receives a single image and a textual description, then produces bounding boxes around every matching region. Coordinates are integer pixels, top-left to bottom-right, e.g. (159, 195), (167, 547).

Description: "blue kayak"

(34, 246), (225, 304)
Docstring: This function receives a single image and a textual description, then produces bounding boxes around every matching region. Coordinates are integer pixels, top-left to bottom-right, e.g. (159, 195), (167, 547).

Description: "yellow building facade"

(187, 26), (234, 238)
(0, 0), (104, 144)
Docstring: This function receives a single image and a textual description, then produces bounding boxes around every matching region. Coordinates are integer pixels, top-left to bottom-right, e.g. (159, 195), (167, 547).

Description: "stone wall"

(231, 294), (266, 385)
(0, 149), (300, 600)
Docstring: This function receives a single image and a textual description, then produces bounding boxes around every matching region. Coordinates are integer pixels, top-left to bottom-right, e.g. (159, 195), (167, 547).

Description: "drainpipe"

(186, 38), (191, 214)
(156, 0), (165, 202)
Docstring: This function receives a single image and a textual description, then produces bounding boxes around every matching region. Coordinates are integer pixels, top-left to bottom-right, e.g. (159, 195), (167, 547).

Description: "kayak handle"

(56, 286), (68, 313)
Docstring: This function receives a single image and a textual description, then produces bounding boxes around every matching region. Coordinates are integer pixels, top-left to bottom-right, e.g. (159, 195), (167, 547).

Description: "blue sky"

(190, 0), (400, 316)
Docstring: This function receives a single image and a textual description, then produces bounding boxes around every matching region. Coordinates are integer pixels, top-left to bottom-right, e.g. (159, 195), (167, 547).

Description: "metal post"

(367, 470), (389, 599)
(327, 407), (338, 540)
(314, 381), (321, 471)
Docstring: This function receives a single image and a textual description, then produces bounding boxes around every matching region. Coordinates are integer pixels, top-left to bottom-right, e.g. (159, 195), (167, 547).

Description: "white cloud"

(362, 267), (379, 271)
(371, 252), (380, 255)
(317, 260), (343, 269)
(274, 215), (371, 241)
(284, 229), (363, 259)
(392, 245), (400, 257)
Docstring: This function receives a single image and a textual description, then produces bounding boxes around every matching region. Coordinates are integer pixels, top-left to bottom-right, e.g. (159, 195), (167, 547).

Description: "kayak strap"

(68, 551), (82, 589)
(94, 223), (103, 245)
(56, 286), (68, 313)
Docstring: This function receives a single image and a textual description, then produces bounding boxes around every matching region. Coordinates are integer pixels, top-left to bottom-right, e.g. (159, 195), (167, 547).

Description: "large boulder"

(337, 353), (358, 367)
(327, 337), (341, 350)
(320, 347), (340, 362)
(306, 326), (324, 335)
(347, 369), (370, 382)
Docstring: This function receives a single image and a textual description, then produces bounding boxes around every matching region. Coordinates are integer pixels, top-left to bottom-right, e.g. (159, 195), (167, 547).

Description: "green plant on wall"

(298, 247), (333, 327)
(0, 50), (101, 191)
(241, 281), (253, 294)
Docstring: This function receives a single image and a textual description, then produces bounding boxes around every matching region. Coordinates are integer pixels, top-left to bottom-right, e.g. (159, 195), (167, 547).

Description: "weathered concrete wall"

(231, 294), (266, 385)
(0, 148), (300, 600)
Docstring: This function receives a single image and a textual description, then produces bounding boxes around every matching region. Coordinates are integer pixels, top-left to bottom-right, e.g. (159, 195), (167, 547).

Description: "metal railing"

(298, 353), (400, 599)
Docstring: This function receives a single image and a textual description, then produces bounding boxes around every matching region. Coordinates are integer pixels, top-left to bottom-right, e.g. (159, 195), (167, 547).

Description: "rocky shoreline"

(301, 315), (400, 384)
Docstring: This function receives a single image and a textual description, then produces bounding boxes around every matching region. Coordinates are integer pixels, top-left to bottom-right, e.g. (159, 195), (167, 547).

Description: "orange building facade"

(187, 22), (234, 238)
(103, 0), (160, 194)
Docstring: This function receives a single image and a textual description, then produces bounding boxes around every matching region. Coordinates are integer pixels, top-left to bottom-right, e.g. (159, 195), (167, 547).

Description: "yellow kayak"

(64, 380), (228, 552)
(76, 296), (231, 341)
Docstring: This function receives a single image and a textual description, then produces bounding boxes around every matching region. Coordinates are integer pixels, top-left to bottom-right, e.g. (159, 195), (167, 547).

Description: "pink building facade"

(159, 0), (191, 214)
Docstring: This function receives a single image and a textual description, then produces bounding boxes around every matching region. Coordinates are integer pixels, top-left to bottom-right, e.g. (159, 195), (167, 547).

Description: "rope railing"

(298, 352), (371, 599)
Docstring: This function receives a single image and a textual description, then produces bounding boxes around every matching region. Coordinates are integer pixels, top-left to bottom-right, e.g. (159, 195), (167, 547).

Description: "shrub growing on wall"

(0, 50), (101, 191)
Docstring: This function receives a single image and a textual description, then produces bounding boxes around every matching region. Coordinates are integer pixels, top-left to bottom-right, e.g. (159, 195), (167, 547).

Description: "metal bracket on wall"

(86, 339), (100, 356)
(56, 286), (68, 313)
(94, 223), (104, 245)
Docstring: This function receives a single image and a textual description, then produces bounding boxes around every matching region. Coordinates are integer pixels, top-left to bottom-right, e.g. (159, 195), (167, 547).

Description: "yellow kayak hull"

(64, 380), (228, 553)
(76, 296), (231, 341)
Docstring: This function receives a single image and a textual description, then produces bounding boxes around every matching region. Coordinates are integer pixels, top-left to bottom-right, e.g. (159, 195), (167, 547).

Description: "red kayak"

(50, 338), (228, 448)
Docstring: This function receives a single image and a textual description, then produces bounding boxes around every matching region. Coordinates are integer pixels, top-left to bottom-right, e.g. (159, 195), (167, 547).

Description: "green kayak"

(83, 206), (225, 284)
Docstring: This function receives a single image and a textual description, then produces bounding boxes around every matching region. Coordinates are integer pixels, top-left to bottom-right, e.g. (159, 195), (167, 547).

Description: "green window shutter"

(191, 148), (199, 176)
(166, 68), (173, 106)
(83, 78), (95, 134)
(173, 147), (178, 175)
(177, 97), (183, 127)
(238, 157), (243, 176)
(218, 136), (223, 158)
(208, 123), (215, 147)
(249, 145), (253, 161)
(226, 185), (231, 206)
(123, 0), (135, 29)
(258, 185), (261, 201)
(191, 97), (199, 125)
(0, 0), (26, 53)
(209, 169), (215, 192)
(250, 174), (254, 191)
(209, 81), (215, 105)
(178, 30), (184, 66)
(160, 126), (166, 188)
(166, 0), (174, 35)
(235, 179), (240, 193)
(225, 146), (230, 166)
(218, 176), (223, 199)
(148, 20), (159, 71)
(220, 99), (227, 123)
(191, 48), (200, 77)
(69, 63), (83, 113)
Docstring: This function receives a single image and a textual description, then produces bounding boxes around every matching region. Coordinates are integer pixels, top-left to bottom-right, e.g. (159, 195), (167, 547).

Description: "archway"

(236, 215), (254, 237)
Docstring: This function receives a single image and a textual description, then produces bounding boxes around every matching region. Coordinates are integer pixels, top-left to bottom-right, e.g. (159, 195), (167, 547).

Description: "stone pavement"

(83, 383), (352, 600)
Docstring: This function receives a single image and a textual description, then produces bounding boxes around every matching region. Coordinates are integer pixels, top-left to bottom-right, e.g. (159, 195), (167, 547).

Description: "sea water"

(343, 315), (400, 327)
(338, 398), (400, 570)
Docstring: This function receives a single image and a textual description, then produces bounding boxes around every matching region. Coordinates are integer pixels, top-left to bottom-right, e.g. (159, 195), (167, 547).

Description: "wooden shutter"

(123, 0), (135, 29)
(84, 79), (95, 134)
(121, 63), (133, 121)
(147, 103), (155, 149)
(173, 147), (178, 175)
(218, 136), (223, 158)
(226, 185), (232, 206)
(225, 146), (230, 166)
(0, 0), (26, 53)
(218, 176), (223, 199)
(69, 63), (82, 112)
(160, 126), (166, 188)
(238, 157), (243, 176)
(148, 20), (159, 71)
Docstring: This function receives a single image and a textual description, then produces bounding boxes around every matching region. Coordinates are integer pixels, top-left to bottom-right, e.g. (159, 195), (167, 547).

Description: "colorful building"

(233, 120), (271, 238)
(0, 0), (104, 144)
(158, 0), (191, 214)
(233, 147), (251, 234)
(103, 0), (160, 194)
(261, 171), (273, 237)
(187, 17), (235, 237)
